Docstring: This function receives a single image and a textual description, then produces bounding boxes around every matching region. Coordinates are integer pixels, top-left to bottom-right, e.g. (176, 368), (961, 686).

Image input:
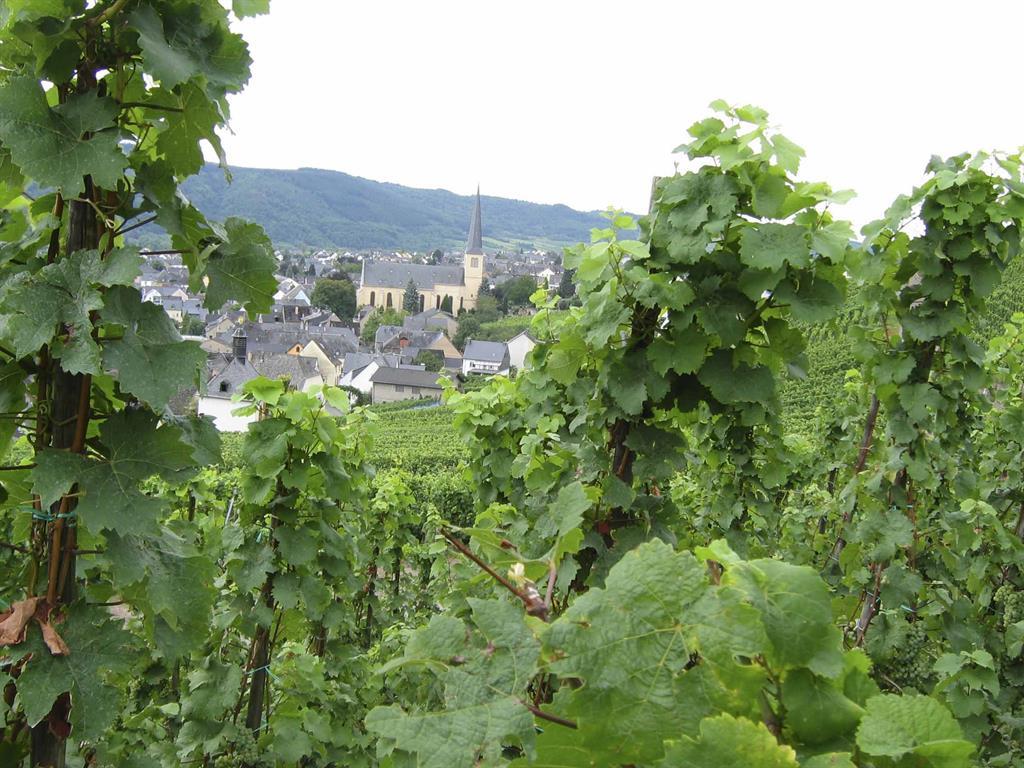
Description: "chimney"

(232, 326), (248, 362)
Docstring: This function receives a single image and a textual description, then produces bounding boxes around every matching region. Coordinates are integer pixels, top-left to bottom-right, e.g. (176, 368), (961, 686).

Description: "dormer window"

(219, 381), (229, 393)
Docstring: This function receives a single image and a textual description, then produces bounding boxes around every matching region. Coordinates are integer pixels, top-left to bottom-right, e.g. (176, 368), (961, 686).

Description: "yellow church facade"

(357, 190), (485, 313)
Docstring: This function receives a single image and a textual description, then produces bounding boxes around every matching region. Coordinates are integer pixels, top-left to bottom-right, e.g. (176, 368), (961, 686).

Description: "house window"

(219, 381), (229, 393)
(370, 291), (376, 306)
(411, 386), (420, 395)
(395, 384), (405, 392)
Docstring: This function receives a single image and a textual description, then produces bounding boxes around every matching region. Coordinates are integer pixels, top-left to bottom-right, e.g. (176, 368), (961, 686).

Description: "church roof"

(466, 187), (483, 255)
(361, 261), (464, 290)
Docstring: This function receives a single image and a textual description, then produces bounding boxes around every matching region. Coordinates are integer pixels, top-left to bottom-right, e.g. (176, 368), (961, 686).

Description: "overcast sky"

(221, 1), (1024, 228)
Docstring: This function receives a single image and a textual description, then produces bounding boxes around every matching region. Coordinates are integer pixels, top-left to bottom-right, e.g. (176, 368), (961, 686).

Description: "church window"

(459, 296), (464, 311)
(386, 292), (393, 308)
(435, 295), (440, 309)
(471, 257), (479, 268)
(419, 294), (425, 312)
(370, 291), (375, 306)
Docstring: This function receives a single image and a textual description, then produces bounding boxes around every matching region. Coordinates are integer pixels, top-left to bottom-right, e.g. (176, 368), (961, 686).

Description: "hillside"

(170, 164), (616, 251)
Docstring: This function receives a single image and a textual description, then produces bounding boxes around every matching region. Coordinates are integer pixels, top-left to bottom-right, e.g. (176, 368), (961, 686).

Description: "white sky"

(220, 1), (1024, 229)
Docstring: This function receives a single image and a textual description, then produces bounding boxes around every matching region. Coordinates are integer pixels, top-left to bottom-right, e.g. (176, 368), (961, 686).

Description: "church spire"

(465, 186), (483, 255)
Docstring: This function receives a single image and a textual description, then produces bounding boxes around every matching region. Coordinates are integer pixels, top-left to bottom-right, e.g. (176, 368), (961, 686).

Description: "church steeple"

(465, 186), (483, 255)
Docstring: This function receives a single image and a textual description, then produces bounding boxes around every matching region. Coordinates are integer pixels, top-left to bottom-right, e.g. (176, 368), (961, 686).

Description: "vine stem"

(440, 529), (548, 620)
(522, 701), (577, 730)
(825, 393), (880, 566)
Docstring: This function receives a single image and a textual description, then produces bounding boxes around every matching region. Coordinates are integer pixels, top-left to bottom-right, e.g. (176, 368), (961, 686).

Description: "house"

(369, 367), (444, 405)
(506, 330), (537, 370)
(403, 308), (458, 336)
(299, 330), (360, 384)
(462, 339), (511, 376)
(197, 328), (323, 431)
(356, 190), (486, 313)
(374, 326), (461, 360)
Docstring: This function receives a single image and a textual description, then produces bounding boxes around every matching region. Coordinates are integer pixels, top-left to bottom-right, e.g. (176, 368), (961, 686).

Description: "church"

(356, 189), (485, 313)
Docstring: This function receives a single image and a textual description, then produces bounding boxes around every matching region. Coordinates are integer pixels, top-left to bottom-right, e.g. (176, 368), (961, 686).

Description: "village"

(137, 192), (566, 430)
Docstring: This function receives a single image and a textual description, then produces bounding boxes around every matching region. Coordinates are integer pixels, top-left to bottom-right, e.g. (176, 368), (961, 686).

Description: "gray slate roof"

(374, 325), (445, 350)
(361, 261), (463, 291)
(404, 308), (456, 331)
(205, 358), (261, 399)
(370, 367), (443, 389)
(342, 352), (403, 375)
(250, 352), (320, 384)
(464, 339), (509, 363)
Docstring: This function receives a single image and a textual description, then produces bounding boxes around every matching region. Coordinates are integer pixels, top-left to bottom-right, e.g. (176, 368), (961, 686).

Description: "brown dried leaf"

(0, 597), (42, 645)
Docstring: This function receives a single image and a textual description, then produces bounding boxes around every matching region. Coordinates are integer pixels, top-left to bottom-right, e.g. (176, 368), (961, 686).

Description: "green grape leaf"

(18, 604), (137, 742)
(799, 753), (856, 768)
(856, 694), (973, 766)
(100, 285), (205, 409)
(647, 325), (710, 376)
(0, 78), (126, 195)
(773, 275), (844, 323)
(544, 541), (739, 763)
(233, 0), (271, 17)
(0, 248), (141, 373)
(534, 480), (592, 540)
(154, 82), (226, 176)
(129, 3), (251, 94)
(275, 524), (318, 567)
(725, 558), (843, 677)
(697, 351), (775, 405)
(780, 669), (863, 744)
(740, 223), (810, 271)
(660, 714), (799, 767)
(31, 410), (196, 535)
(367, 599), (539, 768)
(202, 217), (277, 315)
(102, 527), (216, 657)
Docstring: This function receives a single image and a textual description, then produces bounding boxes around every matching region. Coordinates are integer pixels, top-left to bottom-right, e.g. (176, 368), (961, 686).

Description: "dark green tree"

(557, 267), (576, 298)
(439, 294), (453, 314)
(495, 275), (538, 310)
(403, 279), (421, 313)
(360, 306), (405, 346)
(311, 277), (357, 320)
(179, 315), (206, 336)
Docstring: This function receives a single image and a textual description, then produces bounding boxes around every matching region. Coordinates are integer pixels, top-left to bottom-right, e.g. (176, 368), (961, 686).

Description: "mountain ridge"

(174, 164), (619, 252)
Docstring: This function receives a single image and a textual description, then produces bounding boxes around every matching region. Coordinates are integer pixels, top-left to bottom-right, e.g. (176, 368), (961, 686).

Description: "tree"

(361, 306), (405, 346)
(414, 349), (444, 372)
(179, 314), (207, 336)
(403, 279), (420, 313)
(557, 267), (576, 298)
(453, 313), (482, 350)
(439, 294), (453, 314)
(311, 277), (357, 320)
(429, 248), (443, 264)
(494, 275), (538, 310)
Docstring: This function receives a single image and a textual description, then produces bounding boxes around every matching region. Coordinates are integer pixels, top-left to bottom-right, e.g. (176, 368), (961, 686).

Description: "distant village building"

(462, 339), (511, 376)
(506, 330), (537, 370)
(369, 367), (444, 405)
(356, 189), (486, 313)
(198, 327), (323, 431)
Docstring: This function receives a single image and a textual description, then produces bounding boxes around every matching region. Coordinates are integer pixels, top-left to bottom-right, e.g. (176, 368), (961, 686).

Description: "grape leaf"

(366, 599), (539, 768)
(697, 350), (775, 405)
(0, 78), (126, 195)
(202, 217), (278, 315)
(102, 527), (216, 657)
(31, 410), (197, 535)
(17, 604), (137, 742)
(739, 223), (810, 271)
(0, 248), (140, 373)
(661, 714), (799, 767)
(100, 285), (206, 409)
(856, 694), (974, 766)
(129, 3), (251, 94)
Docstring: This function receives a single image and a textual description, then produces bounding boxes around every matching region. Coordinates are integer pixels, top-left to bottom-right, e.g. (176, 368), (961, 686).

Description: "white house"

(506, 330), (537, 370)
(462, 339), (511, 376)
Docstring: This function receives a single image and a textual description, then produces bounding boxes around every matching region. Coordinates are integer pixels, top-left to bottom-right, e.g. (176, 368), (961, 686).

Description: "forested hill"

(178, 164), (615, 251)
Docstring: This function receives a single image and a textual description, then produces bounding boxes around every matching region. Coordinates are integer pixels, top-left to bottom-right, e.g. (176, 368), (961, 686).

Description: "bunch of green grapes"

(880, 621), (933, 691)
(995, 584), (1024, 627)
(211, 729), (264, 767)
